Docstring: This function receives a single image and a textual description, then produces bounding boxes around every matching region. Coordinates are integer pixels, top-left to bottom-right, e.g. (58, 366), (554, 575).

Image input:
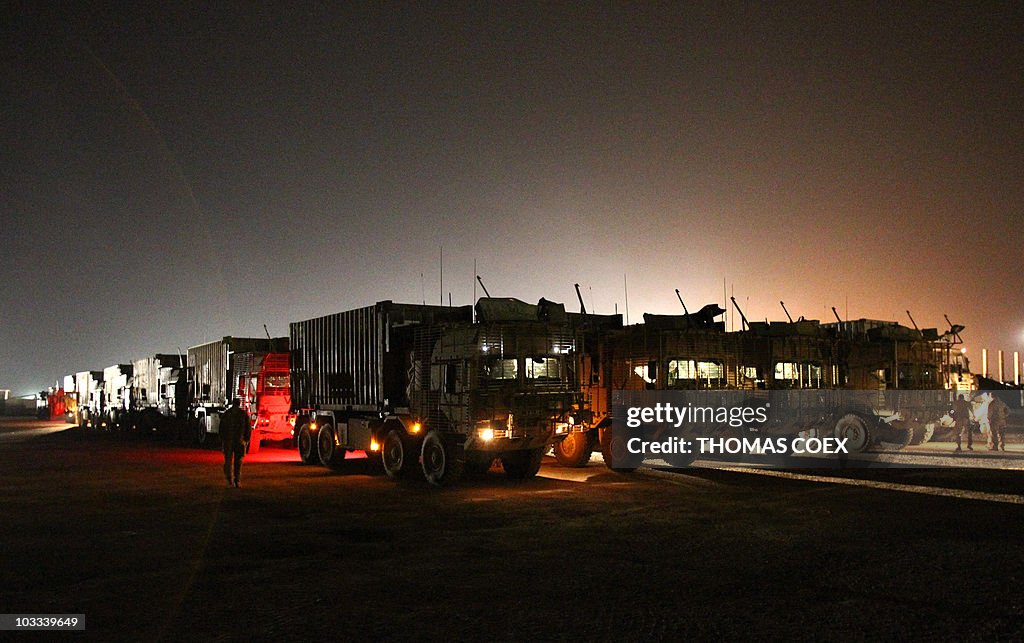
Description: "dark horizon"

(2, 2), (1022, 395)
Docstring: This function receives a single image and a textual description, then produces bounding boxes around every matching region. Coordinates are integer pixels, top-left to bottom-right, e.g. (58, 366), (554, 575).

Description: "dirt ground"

(2, 420), (1023, 641)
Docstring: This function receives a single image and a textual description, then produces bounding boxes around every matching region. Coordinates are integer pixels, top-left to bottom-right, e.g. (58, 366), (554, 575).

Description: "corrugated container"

(75, 371), (103, 414)
(188, 337), (287, 407)
(290, 301), (472, 412)
(131, 354), (183, 409)
(103, 364), (133, 411)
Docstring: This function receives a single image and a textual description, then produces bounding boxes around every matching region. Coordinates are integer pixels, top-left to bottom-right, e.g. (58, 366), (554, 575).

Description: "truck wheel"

(421, 430), (464, 486)
(382, 428), (413, 479)
(297, 423), (317, 464)
(600, 434), (637, 473)
(501, 447), (545, 480)
(834, 413), (872, 453)
(553, 432), (594, 467)
(317, 424), (340, 466)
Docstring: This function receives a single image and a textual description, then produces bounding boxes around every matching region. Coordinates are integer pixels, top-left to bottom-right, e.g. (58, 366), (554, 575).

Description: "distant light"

(479, 428), (494, 442)
(369, 440), (380, 452)
(961, 348), (967, 354)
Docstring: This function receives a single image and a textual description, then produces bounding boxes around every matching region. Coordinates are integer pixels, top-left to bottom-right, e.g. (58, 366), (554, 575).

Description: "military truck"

(558, 306), (965, 468)
(127, 354), (184, 434)
(187, 336), (288, 445)
(233, 350), (291, 452)
(290, 298), (580, 485)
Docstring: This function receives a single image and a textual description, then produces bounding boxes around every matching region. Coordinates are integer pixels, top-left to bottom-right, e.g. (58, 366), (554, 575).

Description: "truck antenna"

(730, 296), (749, 331)
(780, 301), (794, 323)
(574, 283), (587, 315)
(674, 289), (690, 316)
(623, 273), (630, 325)
(476, 275), (491, 298)
(906, 310), (920, 331)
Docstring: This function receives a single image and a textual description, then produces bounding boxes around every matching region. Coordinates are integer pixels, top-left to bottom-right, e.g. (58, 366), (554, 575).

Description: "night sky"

(2, 2), (1022, 395)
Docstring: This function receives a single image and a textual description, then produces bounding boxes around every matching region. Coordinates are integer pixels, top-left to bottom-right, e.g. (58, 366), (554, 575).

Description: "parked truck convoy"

(46, 289), (984, 483)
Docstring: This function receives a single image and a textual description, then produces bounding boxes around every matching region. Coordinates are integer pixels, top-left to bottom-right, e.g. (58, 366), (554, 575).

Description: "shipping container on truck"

(290, 298), (583, 486)
(101, 364), (133, 430)
(187, 336), (288, 445)
(75, 370), (104, 427)
(128, 354), (185, 434)
(233, 350), (291, 453)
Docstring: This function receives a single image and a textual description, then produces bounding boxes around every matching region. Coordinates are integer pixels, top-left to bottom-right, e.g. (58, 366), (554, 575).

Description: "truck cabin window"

(264, 374), (289, 390)
(667, 359), (725, 388)
(774, 362), (823, 389)
(483, 357), (518, 381)
(525, 356), (560, 381)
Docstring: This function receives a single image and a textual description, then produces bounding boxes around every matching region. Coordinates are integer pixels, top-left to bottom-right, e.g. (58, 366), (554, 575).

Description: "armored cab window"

(265, 375), (289, 389)
(668, 359), (697, 385)
(483, 357), (518, 381)
(668, 359), (725, 388)
(773, 362), (799, 389)
(697, 361), (725, 386)
(525, 356), (560, 381)
(775, 361), (823, 388)
(804, 363), (823, 388)
(627, 359), (657, 389)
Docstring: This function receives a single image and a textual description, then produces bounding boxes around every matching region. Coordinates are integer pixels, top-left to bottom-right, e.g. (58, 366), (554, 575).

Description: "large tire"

(421, 430), (464, 486)
(553, 432), (594, 467)
(382, 428), (416, 479)
(317, 423), (341, 466)
(297, 423), (317, 464)
(834, 413), (872, 453)
(601, 433), (638, 472)
(501, 447), (545, 480)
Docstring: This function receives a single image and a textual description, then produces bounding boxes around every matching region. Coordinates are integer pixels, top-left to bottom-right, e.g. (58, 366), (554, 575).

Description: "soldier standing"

(987, 393), (1010, 451)
(220, 398), (250, 487)
(952, 393), (973, 452)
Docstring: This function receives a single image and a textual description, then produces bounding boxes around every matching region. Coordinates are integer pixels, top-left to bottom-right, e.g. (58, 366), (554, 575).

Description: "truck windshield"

(483, 358), (518, 381)
(525, 357), (560, 381)
(265, 375), (289, 389)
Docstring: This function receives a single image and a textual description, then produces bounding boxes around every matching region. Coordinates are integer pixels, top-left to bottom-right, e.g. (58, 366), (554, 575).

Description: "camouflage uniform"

(987, 396), (1010, 451)
(220, 400), (250, 487)
(952, 395), (973, 452)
